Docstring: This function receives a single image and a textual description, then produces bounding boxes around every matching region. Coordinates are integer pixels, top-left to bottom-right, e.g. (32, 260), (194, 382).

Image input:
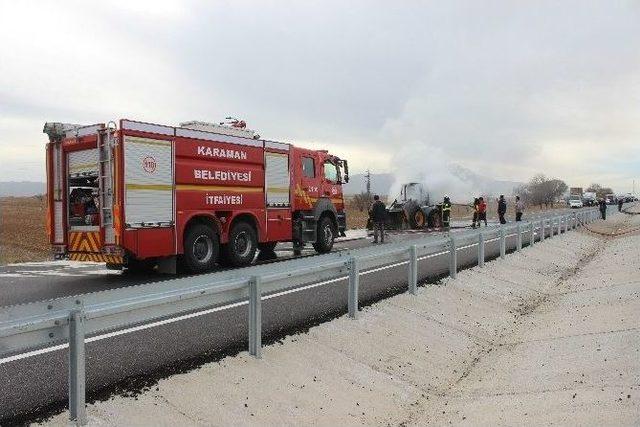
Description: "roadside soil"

(0, 197), (50, 264)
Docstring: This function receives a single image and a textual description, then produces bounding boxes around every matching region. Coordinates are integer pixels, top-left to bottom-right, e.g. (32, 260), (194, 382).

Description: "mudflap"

(337, 211), (347, 237)
(157, 256), (177, 274)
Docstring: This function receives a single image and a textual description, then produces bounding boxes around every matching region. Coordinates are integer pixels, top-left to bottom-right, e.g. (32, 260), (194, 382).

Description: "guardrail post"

(564, 215), (569, 233)
(516, 223), (522, 251)
(529, 221), (535, 246)
(248, 276), (262, 358)
(478, 232), (485, 268)
(557, 216), (562, 235)
(408, 245), (418, 295)
(499, 226), (506, 259)
(348, 257), (359, 318)
(449, 236), (457, 279)
(572, 212), (577, 229)
(540, 220), (545, 241)
(68, 310), (87, 426)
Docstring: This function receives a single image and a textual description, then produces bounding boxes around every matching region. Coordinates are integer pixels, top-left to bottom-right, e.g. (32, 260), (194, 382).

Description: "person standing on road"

(442, 195), (452, 231)
(369, 195), (386, 244)
(472, 197), (480, 228)
(478, 197), (488, 227)
(498, 195), (507, 224)
(599, 198), (607, 220)
(515, 195), (524, 222)
(618, 198), (624, 212)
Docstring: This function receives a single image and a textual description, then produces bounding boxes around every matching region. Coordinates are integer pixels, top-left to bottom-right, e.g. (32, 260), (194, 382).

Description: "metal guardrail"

(0, 207), (602, 424)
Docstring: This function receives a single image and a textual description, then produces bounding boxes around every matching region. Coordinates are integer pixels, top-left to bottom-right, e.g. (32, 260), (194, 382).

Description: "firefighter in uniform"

(442, 195), (452, 231)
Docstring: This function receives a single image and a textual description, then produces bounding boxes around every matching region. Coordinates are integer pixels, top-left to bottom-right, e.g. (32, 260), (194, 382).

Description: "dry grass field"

(0, 197), (50, 264)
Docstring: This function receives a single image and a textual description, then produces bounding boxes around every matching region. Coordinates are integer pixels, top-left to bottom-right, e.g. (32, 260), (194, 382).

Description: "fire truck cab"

(44, 119), (348, 273)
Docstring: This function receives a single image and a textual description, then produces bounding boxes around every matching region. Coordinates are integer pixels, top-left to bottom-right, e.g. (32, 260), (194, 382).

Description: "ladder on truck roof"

(97, 125), (116, 244)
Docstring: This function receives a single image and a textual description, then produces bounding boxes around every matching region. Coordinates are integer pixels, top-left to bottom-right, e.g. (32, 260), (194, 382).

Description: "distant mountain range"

(0, 181), (45, 197)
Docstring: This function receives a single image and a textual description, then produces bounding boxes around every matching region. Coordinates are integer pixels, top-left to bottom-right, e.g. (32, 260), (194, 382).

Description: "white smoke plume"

(387, 143), (480, 204)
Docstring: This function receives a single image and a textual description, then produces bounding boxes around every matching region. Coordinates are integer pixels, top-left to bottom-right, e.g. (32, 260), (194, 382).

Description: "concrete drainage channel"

(0, 211), (595, 421)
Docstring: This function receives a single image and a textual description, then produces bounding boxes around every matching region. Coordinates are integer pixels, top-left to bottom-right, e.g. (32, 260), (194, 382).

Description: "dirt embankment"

(0, 197), (50, 264)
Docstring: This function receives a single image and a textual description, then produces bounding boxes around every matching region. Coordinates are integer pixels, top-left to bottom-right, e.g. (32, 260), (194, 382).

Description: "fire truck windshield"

(324, 161), (339, 183)
(327, 158), (349, 184)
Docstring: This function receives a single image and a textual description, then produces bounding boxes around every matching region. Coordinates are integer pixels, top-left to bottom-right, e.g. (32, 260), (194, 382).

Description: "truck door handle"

(303, 187), (309, 191)
(324, 191), (330, 196)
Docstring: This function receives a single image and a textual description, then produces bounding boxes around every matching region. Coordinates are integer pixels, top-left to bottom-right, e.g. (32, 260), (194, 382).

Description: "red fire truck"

(44, 119), (348, 273)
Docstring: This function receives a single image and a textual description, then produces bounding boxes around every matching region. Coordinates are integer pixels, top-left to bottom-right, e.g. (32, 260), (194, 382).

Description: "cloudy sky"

(1, 0), (639, 193)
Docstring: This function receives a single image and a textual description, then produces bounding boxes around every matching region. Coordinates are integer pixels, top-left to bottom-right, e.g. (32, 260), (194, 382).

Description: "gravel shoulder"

(40, 212), (640, 426)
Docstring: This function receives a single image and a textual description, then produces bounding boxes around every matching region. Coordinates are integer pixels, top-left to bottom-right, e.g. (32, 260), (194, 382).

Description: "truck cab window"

(323, 161), (339, 183)
(302, 157), (315, 178)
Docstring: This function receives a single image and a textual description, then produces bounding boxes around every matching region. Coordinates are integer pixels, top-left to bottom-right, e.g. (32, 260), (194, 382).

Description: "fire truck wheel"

(183, 224), (220, 273)
(258, 242), (277, 253)
(222, 222), (258, 267)
(313, 216), (336, 253)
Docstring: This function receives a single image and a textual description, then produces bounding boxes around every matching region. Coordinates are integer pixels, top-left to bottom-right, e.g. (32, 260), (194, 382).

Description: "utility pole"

(365, 169), (371, 201)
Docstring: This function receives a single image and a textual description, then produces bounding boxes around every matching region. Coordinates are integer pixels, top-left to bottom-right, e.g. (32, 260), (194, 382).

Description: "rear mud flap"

(157, 256), (177, 274)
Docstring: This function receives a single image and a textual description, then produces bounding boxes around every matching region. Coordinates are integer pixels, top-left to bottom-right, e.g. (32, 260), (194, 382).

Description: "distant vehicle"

(605, 193), (616, 205)
(582, 191), (597, 206)
(568, 194), (583, 208)
(620, 193), (634, 203)
(568, 187), (584, 208)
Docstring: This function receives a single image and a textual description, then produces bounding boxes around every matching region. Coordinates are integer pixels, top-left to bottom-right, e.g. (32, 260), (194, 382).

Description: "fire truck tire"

(313, 216), (335, 253)
(222, 222), (258, 267)
(182, 224), (220, 273)
(258, 241), (277, 252)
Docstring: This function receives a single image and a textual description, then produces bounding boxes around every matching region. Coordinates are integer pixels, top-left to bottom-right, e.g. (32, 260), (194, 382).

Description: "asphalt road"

(0, 228), (452, 308)
(0, 207), (601, 422)
(0, 211), (575, 307)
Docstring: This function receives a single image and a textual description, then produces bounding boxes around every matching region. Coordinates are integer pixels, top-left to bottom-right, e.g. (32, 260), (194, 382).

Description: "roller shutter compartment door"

(124, 136), (174, 227)
(68, 148), (98, 177)
(265, 152), (290, 206)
